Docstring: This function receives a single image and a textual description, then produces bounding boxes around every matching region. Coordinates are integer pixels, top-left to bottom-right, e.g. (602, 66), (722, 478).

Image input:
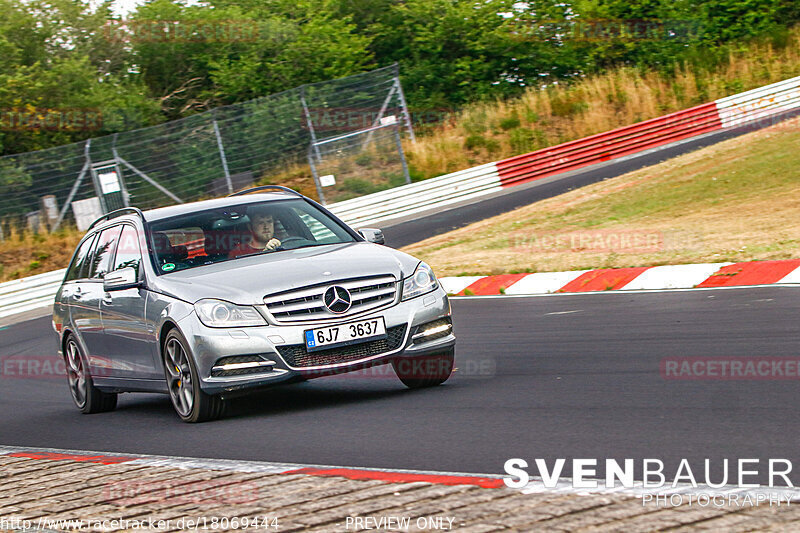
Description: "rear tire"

(64, 336), (117, 414)
(392, 349), (455, 389)
(163, 329), (224, 423)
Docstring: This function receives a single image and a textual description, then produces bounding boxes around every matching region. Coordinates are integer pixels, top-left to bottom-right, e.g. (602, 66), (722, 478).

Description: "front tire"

(64, 336), (117, 414)
(163, 329), (224, 423)
(392, 349), (455, 389)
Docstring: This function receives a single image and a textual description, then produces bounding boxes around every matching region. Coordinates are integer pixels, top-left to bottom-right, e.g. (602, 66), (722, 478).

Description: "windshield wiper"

(280, 241), (351, 252)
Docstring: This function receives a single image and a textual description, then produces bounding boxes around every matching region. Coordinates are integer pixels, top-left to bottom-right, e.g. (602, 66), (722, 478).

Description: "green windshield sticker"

(162, 263), (176, 272)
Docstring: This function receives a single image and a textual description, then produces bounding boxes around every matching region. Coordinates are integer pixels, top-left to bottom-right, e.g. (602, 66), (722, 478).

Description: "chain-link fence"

(308, 119), (411, 204)
(0, 64), (414, 235)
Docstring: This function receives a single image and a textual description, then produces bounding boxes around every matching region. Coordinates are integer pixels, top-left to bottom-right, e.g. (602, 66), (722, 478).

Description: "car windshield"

(147, 198), (356, 274)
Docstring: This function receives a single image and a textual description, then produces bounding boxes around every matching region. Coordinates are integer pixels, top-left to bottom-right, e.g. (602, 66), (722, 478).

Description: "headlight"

(402, 262), (438, 301)
(194, 299), (267, 328)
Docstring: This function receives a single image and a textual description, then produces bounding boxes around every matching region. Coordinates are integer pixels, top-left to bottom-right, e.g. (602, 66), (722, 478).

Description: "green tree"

(129, 0), (373, 116)
(0, 0), (160, 156)
(696, 0), (784, 42)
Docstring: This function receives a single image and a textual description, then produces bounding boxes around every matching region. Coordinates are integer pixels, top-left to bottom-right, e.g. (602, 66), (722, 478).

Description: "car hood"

(151, 242), (422, 306)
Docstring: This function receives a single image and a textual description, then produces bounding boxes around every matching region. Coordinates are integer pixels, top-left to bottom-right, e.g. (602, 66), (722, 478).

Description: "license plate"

(305, 317), (387, 352)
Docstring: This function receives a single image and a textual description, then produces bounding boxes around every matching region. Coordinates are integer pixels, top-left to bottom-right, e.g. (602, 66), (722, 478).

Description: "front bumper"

(176, 285), (455, 395)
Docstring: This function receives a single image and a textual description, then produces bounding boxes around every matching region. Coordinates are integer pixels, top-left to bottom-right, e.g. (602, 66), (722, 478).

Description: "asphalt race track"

(1, 286), (799, 485)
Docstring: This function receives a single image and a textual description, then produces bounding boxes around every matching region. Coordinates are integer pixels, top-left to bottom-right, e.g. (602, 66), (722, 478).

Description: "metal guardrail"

(2, 75), (800, 320)
(496, 102), (722, 187)
(0, 269), (65, 319)
(716, 75), (800, 128)
(329, 162), (501, 227)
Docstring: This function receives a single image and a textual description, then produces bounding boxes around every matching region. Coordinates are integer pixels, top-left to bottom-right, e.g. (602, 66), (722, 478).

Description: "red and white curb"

(3, 445), (800, 501)
(0, 446), (505, 489)
(440, 259), (800, 296)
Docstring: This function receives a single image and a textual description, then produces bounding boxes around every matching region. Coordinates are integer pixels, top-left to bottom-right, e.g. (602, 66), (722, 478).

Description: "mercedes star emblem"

(323, 285), (352, 314)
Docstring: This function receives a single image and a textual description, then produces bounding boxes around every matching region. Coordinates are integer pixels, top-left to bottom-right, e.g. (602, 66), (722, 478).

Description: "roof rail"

(88, 207), (145, 231)
(228, 185), (304, 198)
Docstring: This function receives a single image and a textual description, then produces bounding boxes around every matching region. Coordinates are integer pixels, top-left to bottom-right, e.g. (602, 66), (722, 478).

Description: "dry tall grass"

(404, 28), (800, 179)
(0, 224), (83, 282)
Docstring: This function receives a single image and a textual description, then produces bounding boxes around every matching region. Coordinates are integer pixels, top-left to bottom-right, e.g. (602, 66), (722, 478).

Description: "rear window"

(65, 234), (97, 282)
(89, 225), (123, 279)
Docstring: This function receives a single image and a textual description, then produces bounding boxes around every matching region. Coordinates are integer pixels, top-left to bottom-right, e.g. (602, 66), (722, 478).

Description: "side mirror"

(103, 267), (142, 292)
(358, 228), (385, 245)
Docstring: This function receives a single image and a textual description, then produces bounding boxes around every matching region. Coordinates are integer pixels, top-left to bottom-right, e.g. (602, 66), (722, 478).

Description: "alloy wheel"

(165, 338), (194, 417)
(66, 340), (87, 408)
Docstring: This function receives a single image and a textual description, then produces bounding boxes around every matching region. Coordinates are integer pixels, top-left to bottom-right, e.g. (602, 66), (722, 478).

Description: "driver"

(228, 207), (282, 258)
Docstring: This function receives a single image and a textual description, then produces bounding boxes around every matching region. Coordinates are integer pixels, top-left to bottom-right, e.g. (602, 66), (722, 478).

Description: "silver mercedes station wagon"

(53, 186), (455, 422)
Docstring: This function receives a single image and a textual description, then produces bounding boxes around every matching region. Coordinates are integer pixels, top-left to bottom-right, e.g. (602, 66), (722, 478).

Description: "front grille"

(276, 324), (407, 368)
(211, 355), (273, 377)
(264, 275), (397, 324)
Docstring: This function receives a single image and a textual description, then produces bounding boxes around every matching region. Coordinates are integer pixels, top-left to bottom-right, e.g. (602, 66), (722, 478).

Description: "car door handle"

(102, 294), (113, 305)
(73, 289), (83, 301)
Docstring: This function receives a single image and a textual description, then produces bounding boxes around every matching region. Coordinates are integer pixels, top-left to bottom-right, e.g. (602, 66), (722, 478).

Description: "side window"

(295, 210), (338, 243)
(113, 225), (142, 277)
(65, 235), (97, 282)
(89, 225), (123, 279)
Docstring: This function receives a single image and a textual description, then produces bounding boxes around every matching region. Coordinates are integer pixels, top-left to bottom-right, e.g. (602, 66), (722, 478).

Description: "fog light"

(216, 361), (275, 371)
(210, 356), (277, 377)
(412, 320), (453, 343)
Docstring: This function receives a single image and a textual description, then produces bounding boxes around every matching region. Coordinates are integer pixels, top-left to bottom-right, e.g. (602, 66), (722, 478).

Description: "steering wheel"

(276, 236), (307, 250)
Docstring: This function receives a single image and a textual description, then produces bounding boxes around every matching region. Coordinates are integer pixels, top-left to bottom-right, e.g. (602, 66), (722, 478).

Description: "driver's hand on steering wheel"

(264, 238), (281, 251)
